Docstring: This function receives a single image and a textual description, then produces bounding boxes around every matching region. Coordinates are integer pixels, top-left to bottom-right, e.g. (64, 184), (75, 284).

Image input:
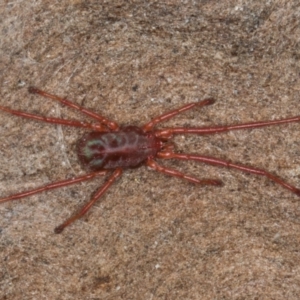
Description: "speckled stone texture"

(0, 1), (300, 299)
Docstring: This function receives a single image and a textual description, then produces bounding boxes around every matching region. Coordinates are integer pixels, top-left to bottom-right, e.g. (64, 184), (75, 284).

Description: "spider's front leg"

(147, 158), (222, 186)
(154, 114), (300, 138)
(157, 152), (300, 196)
(142, 98), (215, 133)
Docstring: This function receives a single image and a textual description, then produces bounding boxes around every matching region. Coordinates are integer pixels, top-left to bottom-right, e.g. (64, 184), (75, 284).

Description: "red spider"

(0, 87), (299, 233)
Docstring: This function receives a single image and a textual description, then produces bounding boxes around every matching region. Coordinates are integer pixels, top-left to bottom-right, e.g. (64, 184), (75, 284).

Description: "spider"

(0, 87), (299, 233)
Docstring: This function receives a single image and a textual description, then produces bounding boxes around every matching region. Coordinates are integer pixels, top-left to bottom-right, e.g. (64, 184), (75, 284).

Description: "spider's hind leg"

(54, 168), (122, 234)
(28, 87), (119, 130)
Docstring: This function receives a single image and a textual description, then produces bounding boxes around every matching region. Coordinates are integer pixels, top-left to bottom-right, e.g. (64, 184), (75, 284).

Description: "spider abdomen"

(77, 126), (161, 170)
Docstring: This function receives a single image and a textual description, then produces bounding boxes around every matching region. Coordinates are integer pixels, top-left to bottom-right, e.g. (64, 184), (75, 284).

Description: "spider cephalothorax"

(77, 127), (162, 170)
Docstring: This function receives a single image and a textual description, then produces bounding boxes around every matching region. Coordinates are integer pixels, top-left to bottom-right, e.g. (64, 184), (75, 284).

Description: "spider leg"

(28, 87), (119, 130)
(0, 171), (108, 203)
(147, 158), (222, 186)
(0, 105), (108, 131)
(143, 98), (215, 132)
(155, 116), (300, 138)
(158, 152), (300, 196)
(54, 168), (122, 234)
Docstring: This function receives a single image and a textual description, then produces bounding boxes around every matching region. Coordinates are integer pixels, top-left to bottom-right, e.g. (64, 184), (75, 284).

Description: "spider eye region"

(77, 128), (161, 170)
